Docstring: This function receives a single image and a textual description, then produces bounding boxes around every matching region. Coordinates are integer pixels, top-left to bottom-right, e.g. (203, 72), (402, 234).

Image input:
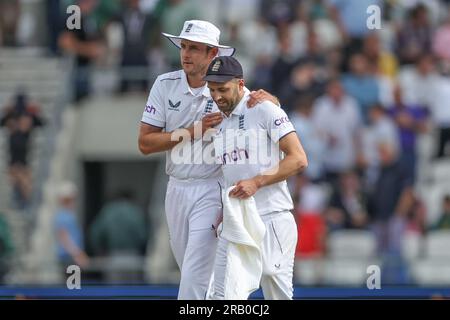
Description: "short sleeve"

(260, 102), (296, 143)
(141, 77), (166, 128)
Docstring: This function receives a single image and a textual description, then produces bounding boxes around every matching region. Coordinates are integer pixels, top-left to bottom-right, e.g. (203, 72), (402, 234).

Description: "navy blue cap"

(203, 56), (243, 82)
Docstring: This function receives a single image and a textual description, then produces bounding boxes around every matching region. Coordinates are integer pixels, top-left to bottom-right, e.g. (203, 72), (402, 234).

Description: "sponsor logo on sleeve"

(274, 116), (290, 126)
(145, 105), (156, 115)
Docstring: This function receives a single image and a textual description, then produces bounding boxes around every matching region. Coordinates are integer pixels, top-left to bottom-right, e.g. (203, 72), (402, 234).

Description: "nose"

(181, 48), (189, 60)
(213, 93), (222, 102)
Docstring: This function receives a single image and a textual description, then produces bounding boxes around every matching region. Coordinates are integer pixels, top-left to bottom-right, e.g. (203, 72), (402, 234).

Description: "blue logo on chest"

(168, 99), (181, 111)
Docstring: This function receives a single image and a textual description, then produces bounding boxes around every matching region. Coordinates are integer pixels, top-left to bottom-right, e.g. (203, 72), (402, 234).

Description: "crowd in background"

(2, 0), (450, 285)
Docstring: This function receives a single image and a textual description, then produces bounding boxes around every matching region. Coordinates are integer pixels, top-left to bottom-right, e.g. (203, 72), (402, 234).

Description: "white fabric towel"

(218, 186), (266, 300)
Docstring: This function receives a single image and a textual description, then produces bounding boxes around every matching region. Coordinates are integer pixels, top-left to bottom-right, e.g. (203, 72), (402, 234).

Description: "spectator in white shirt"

(312, 78), (363, 184)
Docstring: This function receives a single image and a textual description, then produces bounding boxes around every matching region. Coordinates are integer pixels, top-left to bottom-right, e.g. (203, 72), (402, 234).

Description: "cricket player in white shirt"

(138, 20), (279, 299)
(204, 56), (308, 299)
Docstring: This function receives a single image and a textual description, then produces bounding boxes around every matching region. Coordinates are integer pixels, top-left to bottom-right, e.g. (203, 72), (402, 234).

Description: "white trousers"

(210, 211), (298, 300)
(165, 176), (222, 300)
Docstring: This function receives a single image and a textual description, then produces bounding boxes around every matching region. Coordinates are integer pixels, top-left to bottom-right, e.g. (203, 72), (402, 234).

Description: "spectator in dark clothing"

(270, 29), (298, 101)
(58, 0), (105, 103)
(115, 0), (155, 93)
(89, 189), (147, 283)
(275, 29), (328, 112)
(325, 170), (369, 232)
(0, 91), (45, 210)
(365, 132), (414, 285)
(387, 84), (429, 183)
(396, 4), (432, 65)
(279, 61), (326, 114)
(368, 140), (413, 255)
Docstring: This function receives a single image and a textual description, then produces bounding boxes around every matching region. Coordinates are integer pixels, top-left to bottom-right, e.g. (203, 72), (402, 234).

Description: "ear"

(209, 47), (219, 58)
(238, 78), (245, 89)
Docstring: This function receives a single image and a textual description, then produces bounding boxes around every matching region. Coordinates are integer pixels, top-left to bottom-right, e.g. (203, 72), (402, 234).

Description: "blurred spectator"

(114, 0), (154, 93)
(432, 7), (450, 63)
(428, 71), (450, 158)
(363, 32), (399, 79)
(301, 29), (329, 70)
(292, 175), (327, 258)
(381, 188), (424, 284)
(54, 181), (89, 276)
(89, 190), (147, 282)
(58, 0), (105, 103)
(0, 211), (14, 284)
(398, 53), (439, 107)
(430, 195), (450, 230)
(312, 78), (363, 184)
(290, 95), (326, 182)
(387, 85), (429, 182)
(360, 31), (399, 108)
(0, 0), (20, 46)
(259, 0), (298, 26)
(367, 127), (412, 255)
(396, 4), (432, 65)
(270, 29), (298, 101)
(307, 0), (343, 52)
(287, 2), (309, 60)
(362, 105), (400, 185)
(341, 52), (380, 124)
(279, 61), (326, 114)
(401, 190), (427, 237)
(0, 90), (45, 210)
(324, 170), (369, 232)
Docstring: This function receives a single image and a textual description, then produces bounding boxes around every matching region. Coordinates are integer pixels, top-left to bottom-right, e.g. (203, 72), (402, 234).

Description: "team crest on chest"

(238, 114), (245, 129)
(204, 99), (214, 114)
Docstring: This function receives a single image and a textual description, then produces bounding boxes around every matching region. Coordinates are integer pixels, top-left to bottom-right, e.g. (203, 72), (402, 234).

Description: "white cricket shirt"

(213, 91), (296, 215)
(141, 69), (222, 180)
